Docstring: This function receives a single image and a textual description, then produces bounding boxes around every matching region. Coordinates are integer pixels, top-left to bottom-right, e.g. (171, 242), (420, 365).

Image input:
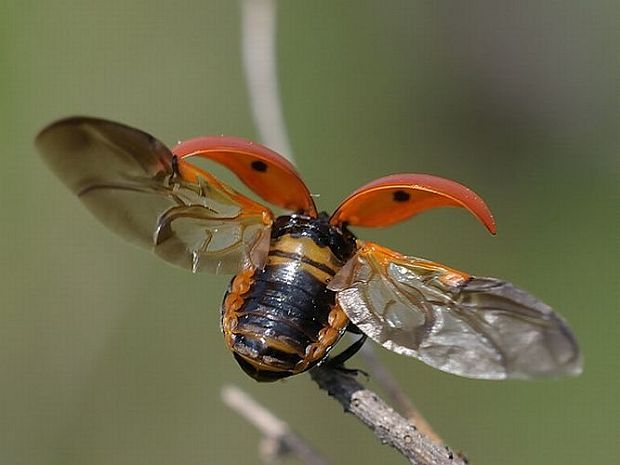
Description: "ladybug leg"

(171, 155), (180, 177)
(322, 334), (368, 377)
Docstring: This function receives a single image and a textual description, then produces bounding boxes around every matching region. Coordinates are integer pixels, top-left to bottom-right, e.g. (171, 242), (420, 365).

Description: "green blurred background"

(2, 1), (618, 464)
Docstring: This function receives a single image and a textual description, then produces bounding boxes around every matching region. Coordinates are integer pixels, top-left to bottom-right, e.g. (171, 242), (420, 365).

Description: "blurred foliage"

(1, 1), (618, 464)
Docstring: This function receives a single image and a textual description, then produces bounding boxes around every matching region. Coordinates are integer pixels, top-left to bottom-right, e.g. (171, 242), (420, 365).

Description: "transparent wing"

(36, 117), (273, 274)
(329, 242), (582, 379)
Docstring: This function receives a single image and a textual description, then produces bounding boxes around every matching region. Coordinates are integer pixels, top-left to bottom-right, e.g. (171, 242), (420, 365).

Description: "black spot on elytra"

(251, 160), (268, 172)
(393, 190), (410, 202)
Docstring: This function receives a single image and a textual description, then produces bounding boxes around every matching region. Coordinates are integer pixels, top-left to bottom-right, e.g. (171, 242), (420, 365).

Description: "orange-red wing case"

(330, 173), (496, 234)
(173, 136), (317, 216)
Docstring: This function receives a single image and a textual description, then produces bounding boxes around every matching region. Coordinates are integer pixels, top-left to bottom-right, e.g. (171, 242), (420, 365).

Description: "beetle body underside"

(221, 214), (357, 381)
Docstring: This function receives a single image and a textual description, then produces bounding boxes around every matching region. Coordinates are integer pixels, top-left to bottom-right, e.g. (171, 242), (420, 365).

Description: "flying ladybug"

(37, 117), (582, 382)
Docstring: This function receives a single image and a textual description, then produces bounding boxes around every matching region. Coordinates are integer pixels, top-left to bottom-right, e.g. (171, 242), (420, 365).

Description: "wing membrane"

(37, 117), (273, 274)
(329, 242), (582, 379)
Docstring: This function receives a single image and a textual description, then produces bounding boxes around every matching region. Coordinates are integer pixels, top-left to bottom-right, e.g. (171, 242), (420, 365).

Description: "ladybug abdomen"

(221, 214), (357, 382)
(232, 264), (336, 379)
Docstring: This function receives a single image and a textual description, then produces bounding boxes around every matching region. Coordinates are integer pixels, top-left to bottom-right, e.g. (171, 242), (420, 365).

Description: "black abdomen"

(222, 214), (356, 381)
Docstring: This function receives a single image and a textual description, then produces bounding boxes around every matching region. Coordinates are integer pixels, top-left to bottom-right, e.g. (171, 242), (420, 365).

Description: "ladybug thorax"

(220, 214), (357, 381)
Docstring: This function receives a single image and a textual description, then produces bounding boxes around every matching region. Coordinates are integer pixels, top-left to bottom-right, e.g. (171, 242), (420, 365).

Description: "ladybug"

(37, 117), (581, 381)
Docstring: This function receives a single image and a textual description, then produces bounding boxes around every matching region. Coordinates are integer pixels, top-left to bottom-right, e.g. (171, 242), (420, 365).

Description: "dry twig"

(358, 343), (443, 445)
(310, 366), (467, 465)
(222, 385), (330, 465)
(240, 0), (294, 161)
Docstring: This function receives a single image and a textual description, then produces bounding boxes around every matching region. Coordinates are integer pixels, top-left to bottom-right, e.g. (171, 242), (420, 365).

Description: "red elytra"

(173, 137), (495, 233)
(330, 173), (496, 232)
(173, 136), (317, 217)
